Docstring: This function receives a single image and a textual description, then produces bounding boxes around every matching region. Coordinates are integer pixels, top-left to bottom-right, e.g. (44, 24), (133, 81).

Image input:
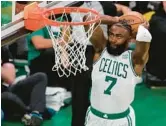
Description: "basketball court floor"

(1, 1), (166, 126)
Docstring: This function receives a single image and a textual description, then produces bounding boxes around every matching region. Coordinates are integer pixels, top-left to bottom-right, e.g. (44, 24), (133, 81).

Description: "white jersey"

(91, 48), (140, 114)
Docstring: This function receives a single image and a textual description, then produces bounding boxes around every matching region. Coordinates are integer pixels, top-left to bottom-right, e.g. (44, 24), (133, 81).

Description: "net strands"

(45, 8), (100, 77)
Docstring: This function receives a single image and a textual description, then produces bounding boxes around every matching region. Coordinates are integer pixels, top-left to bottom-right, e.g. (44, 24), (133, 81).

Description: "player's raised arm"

(83, 14), (119, 53)
(115, 4), (131, 14)
(132, 21), (152, 76)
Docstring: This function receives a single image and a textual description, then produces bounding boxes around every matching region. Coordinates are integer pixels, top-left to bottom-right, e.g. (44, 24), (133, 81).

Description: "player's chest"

(93, 55), (130, 79)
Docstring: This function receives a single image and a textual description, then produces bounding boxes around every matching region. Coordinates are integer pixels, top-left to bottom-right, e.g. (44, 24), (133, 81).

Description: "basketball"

(119, 11), (145, 34)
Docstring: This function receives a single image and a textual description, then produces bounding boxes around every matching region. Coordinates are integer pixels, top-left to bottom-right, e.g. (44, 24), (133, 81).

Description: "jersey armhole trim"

(128, 50), (138, 77)
(93, 48), (107, 65)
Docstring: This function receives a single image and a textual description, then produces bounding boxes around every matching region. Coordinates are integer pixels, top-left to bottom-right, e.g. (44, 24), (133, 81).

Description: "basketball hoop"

(24, 2), (101, 77)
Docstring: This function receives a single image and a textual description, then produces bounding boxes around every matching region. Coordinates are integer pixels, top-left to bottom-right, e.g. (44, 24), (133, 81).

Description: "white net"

(45, 8), (100, 77)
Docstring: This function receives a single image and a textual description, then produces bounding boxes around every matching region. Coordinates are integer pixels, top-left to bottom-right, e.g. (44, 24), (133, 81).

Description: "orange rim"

(42, 7), (100, 26)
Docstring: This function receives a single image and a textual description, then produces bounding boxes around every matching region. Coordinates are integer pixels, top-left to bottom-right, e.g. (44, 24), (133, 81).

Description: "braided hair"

(108, 20), (132, 35)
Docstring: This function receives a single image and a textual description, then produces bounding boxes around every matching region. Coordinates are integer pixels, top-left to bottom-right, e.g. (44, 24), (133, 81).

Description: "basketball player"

(84, 14), (152, 126)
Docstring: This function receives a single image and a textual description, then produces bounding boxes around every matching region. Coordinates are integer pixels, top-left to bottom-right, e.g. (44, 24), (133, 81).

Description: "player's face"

(107, 25), (131, 55)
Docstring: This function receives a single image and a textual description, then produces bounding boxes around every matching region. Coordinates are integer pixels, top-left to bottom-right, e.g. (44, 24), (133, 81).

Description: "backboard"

(1, 1), (84, 46)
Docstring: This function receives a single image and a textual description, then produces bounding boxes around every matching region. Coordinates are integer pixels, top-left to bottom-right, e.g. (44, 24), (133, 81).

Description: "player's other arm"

(115, 4), (131, 14)
(132, 22), (152, 76)
(83, 15), (119, 53)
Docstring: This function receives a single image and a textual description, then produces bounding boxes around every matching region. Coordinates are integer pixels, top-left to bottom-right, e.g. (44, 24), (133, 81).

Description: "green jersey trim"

(90, 106), (130, 119)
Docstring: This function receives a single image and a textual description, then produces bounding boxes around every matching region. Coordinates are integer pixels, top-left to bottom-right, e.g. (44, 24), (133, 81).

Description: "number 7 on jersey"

(104, 76), (117, 95)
